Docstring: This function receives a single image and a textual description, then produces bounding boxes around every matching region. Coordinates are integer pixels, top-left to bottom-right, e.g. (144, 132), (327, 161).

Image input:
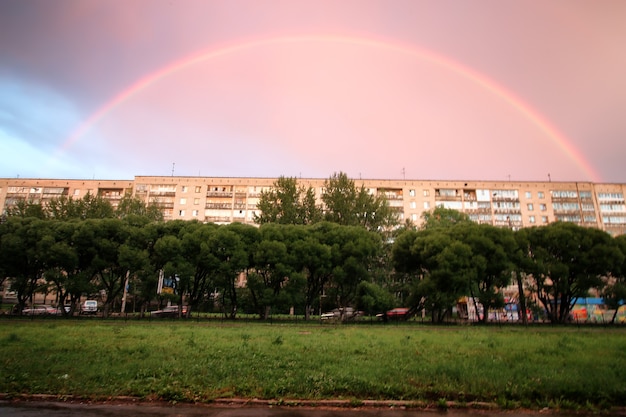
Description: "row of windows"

(177, 209), (252, 218)
(603, 216), (626, 224)
(524, 191), (546, 199)
(552, 190), (578, 198)
(553, 202), (580, 211)
(599, 204), (626, 213)
(180, 186), (204, 193)
(598, 192), (624, 201)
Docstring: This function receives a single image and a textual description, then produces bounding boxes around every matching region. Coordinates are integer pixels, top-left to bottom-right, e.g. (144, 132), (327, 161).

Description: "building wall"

(2, 176), (625, 235)
(0, 178), (134, 214)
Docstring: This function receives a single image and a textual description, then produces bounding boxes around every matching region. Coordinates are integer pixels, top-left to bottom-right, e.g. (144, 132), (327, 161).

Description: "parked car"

(377, 307), (410, 322)
(321, 307), (361, 322)
(80, 300), (98, 315)
(22, 305), (58, 316)
(151, 305), (189, 318)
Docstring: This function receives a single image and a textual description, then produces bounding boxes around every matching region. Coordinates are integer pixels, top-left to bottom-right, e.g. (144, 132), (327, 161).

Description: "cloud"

(0, 79), (80, 149)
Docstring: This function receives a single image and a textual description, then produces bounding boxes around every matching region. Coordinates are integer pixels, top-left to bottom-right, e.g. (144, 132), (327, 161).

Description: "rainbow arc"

(60, 35), (600, 182)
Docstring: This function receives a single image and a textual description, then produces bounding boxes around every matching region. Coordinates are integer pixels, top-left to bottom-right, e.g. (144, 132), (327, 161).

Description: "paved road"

(0, 401), (583, 417)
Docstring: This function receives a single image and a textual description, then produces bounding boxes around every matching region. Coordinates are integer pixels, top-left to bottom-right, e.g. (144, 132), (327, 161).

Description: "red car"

(377, 308), (410, 321)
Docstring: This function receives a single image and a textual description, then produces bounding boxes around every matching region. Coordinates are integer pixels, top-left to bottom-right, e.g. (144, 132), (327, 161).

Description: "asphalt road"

(0, 401), (584, 417)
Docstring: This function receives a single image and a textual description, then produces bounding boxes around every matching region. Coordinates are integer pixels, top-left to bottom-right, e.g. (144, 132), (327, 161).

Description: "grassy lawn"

(0, 319), (624, 411)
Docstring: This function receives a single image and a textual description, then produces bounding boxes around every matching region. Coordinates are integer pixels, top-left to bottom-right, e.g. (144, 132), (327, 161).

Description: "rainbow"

(60, 34), (601, 181)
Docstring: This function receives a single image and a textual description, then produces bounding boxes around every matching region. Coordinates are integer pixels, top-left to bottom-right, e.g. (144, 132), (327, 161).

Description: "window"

(441, 201), (462, 209)
(538, 191), (545, 199)
(181, 186), (188, 193)
(600, 204), (626, 213)
(525, 191), (532, 199)
(541, 216), (548, 224)
(423, 190), (430, 197)
(423, 202), (430, 209)
(540, 204), (547, 211)
(179, 210), (185, 216)
(602, 216), (626, 224)
(553, 202), (580, 211)
(409, 189), (415, 197)
(527, 203), (534, 211)
(74, 189), (81, 196)
(411, 213), (418, 221)
(556, 214), (581, 223)
(552, 190), (577, 198)
(195, 186), (201, 193)
(179, 198), (187, 205)
(492, 189), (518, 199)
(192, 210), (199, 217)
(598, 192), (624, 201)
(409, 201), (416, 209)
(529, 215), (535, 224)
(194, 198), (200, 205)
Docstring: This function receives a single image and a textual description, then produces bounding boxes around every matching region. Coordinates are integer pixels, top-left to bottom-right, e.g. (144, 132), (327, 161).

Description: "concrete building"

(1, 176), (625, 236)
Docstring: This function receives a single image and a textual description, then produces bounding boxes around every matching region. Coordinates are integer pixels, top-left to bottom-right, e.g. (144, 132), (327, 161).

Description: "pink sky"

(1, 0), (625, 182)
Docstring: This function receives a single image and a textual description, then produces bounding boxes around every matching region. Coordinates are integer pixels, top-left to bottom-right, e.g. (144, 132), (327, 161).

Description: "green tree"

(254, 176), (322, 225)
(421, 206), (471, 230)
(455, 223), (517, 323)
(71, 218), (130, 317)
(5, 199), (47, 219)
(321, 172), (398, 232)
(292, 224), (332, 319)
(39, 220), (83, 316)
(319, 222), (383, 317)
(355, 281), (394, 317)
(206, 224), (252, 318)
(522, 222), (621, 323)
(247, 224), (295, 319)
(0, 217), (50, 313)
(393, 228), (471, 322)
(46, 193), (115, 220)
(115, 192), (163, 221)
(599, 234), (626, 323)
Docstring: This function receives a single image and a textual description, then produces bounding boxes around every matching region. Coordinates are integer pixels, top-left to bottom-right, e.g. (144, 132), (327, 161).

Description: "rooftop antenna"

(171, 162), (175, 177)
(548, 173), (551, 182)
(402, 167), (406, 180)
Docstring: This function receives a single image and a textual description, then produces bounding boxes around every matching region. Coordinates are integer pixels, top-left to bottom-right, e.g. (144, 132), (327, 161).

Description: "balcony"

(149, 191), (176, 197)
(206, 191), (233, 198)
(205, 216), (232, 223)
(205, 203), (232, 209)
(435, 194), (462, 201)
(464, 207), (491, 214)
(493, 208), (521, 214)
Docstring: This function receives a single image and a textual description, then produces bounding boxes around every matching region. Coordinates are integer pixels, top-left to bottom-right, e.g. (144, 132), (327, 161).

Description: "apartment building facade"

(1, 176), (625, 236)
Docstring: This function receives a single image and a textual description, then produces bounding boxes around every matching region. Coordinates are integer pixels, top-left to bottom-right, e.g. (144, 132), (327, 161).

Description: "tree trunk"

(515, 271), (528, 325)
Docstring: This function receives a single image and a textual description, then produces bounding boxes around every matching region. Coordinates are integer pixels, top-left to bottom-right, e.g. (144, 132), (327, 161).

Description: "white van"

(80, 300), (98, 315)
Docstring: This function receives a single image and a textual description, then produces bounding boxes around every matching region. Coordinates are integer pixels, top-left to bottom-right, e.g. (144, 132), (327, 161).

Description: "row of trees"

(254, 172), (398, 231)
(1, 173), (625, 323)
(394, 212), (626, 323)
(0, 215), (385, 319)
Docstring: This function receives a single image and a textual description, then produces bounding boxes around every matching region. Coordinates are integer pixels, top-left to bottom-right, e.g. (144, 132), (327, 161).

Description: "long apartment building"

(1, 176), (626, 236)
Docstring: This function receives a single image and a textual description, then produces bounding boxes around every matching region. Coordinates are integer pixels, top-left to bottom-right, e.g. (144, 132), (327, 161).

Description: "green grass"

(0, 320), (624, 411)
